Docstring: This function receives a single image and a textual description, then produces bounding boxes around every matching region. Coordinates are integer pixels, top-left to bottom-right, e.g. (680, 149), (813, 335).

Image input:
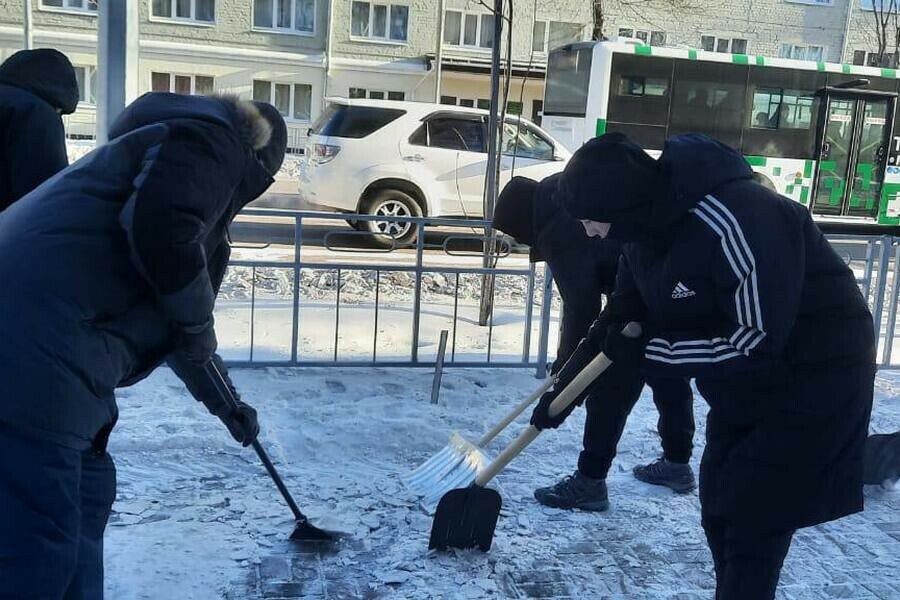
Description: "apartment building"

(0, 0), (893, 150)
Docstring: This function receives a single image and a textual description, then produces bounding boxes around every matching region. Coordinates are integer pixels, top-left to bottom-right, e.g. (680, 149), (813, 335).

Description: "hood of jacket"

(0, 49), (79, 114)
(558, 132), (752, 243)
(493, 173), (566, 262)
(109, 93), (287, 215)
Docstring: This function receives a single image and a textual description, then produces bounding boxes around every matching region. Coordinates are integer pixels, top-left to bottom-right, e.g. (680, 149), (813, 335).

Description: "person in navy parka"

(533, 133), (875, 599)
(0, 92), (286, 598)
(493, 175), (696, 512)
(0, 48), (79, 209)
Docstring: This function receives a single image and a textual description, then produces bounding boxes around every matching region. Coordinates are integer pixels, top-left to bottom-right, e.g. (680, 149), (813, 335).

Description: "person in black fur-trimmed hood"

(533, 132), (875, 599)
(0, 48), (79, 209)
(0, 92), (286, 598)
(493, 174), (697, 512)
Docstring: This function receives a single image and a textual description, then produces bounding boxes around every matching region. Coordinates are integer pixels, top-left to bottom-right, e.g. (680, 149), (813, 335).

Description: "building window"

(617, 27), (666, 46)
(532, 21), (547, 52)
(253, 80), (312, 121)
(41, 0), (96, 11)
(701, 35), (748, 54)
(73, 66), (97, 104)
(477, 99), (490, 110)
(349, 87), (405, 101)
(151, 0), (215, 22)
(350, 1), (409, 42)
(151, 72), (215, 95)
(778, 44), (825, 62)
(851, 49), (894, 66)
(548, 22), (584, 51)
(254, 0), (315, 34)
(443, 10), (495, 49)
(440, 95), (457, 105)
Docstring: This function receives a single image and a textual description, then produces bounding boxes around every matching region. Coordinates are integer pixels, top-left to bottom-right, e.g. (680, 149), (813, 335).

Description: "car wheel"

(361, 189), (423, 248)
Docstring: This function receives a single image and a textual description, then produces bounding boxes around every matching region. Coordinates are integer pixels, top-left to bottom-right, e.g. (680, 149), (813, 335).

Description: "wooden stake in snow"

(431, 330), (449, 405)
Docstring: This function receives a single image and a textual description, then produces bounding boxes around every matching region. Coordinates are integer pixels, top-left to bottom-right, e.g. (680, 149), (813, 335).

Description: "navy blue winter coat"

(561, 133), (875, 532)
(493, 174), (620, 366)
(0, 93), (285, 449)
(0, 49), (79, 209)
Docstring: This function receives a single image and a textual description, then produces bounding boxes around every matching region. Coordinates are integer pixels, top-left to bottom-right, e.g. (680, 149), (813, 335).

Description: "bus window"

(743, 67), (823, 159)
(669, 60), (748, 149)
(544, 44), (594, 117)
(607, 54), (674, 150)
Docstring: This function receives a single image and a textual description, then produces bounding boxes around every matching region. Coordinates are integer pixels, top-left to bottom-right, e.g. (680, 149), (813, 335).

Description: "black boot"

(533, 471), (609, 511)
(633, 458), (696, 493)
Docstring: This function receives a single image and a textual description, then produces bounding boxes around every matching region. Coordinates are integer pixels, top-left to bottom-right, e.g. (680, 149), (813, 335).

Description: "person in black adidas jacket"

(493, 175), (696, 511)
(534, 133), (875, 599)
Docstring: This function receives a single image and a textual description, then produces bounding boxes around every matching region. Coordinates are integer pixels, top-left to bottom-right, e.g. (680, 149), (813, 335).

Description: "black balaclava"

(558, 133), (664, 244)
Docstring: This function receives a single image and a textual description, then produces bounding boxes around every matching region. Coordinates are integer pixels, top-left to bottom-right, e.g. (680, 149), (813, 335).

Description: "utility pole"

(478, 0), (503, 327)
(23, 0), (33, 50)
(434, 0), (446, 102)
(97, 0), (139, 143)
(839, 0), (855, 63)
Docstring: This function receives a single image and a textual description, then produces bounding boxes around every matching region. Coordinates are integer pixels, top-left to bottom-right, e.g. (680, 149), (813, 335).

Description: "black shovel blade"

(290, 519), (340, 543)
(428, 486), (502, 552)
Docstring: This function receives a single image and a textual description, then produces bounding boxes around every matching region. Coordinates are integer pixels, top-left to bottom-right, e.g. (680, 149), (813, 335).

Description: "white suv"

(298, 98), (571, 245)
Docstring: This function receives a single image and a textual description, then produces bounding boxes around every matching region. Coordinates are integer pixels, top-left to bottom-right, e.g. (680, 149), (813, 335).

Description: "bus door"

(812, 88), (897, 219)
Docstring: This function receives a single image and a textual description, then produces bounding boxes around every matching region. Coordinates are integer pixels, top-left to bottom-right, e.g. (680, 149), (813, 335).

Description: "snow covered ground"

(104, 367), (900, 599)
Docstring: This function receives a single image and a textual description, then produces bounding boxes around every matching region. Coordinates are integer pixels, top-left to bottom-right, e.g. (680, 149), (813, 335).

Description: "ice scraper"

(428, 323), (642, 552)
(403, 378), (553, 513)
(206, 362), (339, 544)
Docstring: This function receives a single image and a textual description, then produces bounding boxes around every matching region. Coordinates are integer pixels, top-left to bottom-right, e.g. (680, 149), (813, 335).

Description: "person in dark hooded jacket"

(493, 175), (696, 511)
(0, 48), (79, 209)
(0, 92), (286, 598)
(533, 132), (874, 599)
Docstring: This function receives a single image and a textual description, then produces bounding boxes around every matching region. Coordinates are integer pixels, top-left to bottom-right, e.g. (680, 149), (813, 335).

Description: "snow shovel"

(206, 361), (339, 545)
(403, 378), (554, 512)
(428, 322), (642, 552)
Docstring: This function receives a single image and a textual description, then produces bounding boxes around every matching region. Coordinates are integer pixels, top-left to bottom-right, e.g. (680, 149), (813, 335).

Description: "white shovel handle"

(477, 378), (554, 447)
(473, 322), (642, 487)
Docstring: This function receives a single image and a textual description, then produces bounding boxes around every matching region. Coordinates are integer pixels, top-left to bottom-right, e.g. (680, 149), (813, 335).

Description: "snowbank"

(104, 368), (900, 599)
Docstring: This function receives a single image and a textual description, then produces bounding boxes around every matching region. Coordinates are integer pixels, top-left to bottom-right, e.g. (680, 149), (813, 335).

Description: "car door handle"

(403, 154), (425, 162)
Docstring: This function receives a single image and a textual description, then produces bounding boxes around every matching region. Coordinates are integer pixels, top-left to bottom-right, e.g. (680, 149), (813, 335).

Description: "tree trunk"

(592, 0), (604, 41)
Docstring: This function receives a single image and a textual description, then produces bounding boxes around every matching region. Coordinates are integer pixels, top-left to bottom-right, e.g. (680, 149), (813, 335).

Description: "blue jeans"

(0, 423), (115, 599)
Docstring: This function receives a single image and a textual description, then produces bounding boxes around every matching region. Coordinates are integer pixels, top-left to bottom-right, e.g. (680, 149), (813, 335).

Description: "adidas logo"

(671, 282), (696, 299)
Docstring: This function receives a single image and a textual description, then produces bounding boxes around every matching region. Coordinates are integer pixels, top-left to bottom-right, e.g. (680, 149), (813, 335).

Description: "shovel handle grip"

(473, 322), (642, 488)
(477, 378), (554, 447)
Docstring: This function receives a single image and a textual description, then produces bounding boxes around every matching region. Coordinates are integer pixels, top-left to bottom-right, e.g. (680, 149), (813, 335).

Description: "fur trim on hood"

(218, 94), (273, 151)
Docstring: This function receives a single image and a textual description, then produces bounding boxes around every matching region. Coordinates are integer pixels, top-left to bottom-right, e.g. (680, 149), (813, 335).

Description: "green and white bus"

(542, 40), (900, 233)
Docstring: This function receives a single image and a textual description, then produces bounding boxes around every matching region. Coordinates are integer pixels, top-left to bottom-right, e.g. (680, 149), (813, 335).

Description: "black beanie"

(493, 176), (538, 246)
(558, 133), (662, 238)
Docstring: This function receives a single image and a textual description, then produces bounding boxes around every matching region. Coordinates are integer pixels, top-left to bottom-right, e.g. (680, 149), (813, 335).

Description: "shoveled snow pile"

(104, 367), (900, 599)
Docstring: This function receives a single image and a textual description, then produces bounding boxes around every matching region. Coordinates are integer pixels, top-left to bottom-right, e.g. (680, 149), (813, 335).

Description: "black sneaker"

(633, 458), (696, 493)
(533, 471), (609, 511)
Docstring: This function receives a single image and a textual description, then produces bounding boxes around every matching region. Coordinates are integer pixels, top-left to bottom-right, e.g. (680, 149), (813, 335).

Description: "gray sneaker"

(633, 458), (696, 493)
(533, 471), (609, 511)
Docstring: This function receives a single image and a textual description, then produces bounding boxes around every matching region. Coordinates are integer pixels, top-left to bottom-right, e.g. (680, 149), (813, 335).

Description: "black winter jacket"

(493, 174), (620, 366)
(0, 49), (79, 209)
(0, 93), (284, 449)
(562, 133), (875, 532)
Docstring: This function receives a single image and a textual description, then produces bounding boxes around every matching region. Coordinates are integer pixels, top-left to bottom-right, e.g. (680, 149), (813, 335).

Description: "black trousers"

(578, 375), (694, 479)
(0, 423), (116, 599)
(702, 514), (794, 600)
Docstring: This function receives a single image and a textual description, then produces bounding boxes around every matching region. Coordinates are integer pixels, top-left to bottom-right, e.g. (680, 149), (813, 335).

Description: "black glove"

(530, 385), (579, 430)
(215, 397), (260, 447)
(177, 320), (218, 365)
(602, 322), (646, 369)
